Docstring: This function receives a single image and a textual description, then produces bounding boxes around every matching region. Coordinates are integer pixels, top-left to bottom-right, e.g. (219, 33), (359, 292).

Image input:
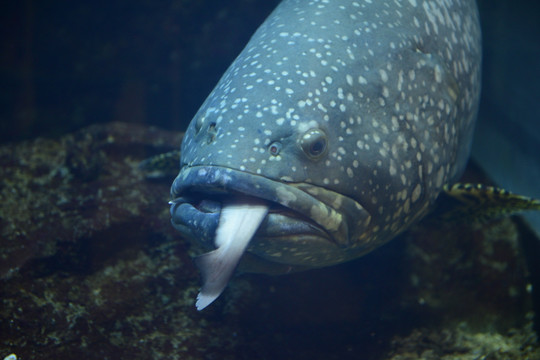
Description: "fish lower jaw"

(170, 192), (333, 246)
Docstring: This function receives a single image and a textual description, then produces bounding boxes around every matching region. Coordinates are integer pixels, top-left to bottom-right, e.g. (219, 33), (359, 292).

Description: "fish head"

(171, 58), (434, 269)
(170, 0), (481, 271)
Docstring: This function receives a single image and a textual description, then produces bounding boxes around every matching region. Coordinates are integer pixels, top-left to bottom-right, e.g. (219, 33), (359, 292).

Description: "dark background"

(1, 0), (539, 227)
(471, 0), (540, 236)
(1, 0), (537, 143)
(0, 0), (280, 142)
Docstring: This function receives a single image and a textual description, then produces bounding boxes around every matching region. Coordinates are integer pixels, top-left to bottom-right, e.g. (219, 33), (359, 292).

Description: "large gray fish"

(170, 0), (482, 310)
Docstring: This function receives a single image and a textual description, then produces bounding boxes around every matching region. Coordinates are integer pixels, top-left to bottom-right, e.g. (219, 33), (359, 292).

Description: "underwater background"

(1, 0), (539, 359)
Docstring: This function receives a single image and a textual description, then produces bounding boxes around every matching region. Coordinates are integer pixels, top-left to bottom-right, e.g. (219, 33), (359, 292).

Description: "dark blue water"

(0, 0), (280, 142)
(473, 0), (540, 236)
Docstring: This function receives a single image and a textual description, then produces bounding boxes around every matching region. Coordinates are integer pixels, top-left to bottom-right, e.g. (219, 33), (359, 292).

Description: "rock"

(0, 122), (182, 278)
(0, 123), (538, 359)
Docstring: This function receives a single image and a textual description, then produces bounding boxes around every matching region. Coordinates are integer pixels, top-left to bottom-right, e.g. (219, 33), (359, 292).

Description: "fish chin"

(170, 165), (373, 307)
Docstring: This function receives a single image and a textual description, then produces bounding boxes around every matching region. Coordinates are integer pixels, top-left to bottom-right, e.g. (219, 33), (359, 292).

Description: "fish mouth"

(170, 165), (372, 267)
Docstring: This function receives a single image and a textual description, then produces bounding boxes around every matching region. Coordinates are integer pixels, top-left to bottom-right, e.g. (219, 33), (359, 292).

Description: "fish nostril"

(194, 117), (217, 142)
(207, 122), (217, 144)
(195, 116), (205, 134)
(268, 141), (282, 156)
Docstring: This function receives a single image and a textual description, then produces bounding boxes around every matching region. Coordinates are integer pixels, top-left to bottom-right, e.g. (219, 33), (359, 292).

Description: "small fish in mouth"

(194, 200), (268, 310)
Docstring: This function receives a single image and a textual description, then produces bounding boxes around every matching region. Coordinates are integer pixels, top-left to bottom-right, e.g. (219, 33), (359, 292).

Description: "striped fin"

(430, 183), (540, 224)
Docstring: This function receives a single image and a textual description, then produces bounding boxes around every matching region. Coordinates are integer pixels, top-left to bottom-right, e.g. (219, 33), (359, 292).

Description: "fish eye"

(301, 129), (327, 159)
(268, 142), (282, 156)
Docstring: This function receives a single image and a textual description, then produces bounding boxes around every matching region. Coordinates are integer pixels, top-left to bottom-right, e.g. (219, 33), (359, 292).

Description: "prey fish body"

(170, 0), (482, 309)
(195, 201), (268, 310)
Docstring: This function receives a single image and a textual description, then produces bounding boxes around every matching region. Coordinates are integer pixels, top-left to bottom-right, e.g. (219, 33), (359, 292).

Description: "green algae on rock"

(0, 122), (182, 278)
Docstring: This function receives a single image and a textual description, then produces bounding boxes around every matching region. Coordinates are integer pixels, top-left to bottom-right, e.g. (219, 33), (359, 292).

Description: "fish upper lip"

(170, 165), (369, 247)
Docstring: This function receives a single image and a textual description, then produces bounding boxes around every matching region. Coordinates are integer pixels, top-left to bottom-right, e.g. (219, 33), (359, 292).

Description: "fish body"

(170, 0), (482, 308)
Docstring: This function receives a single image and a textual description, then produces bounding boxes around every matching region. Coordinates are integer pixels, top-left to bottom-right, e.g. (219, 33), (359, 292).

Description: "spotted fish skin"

(171, 0), (481, 270)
